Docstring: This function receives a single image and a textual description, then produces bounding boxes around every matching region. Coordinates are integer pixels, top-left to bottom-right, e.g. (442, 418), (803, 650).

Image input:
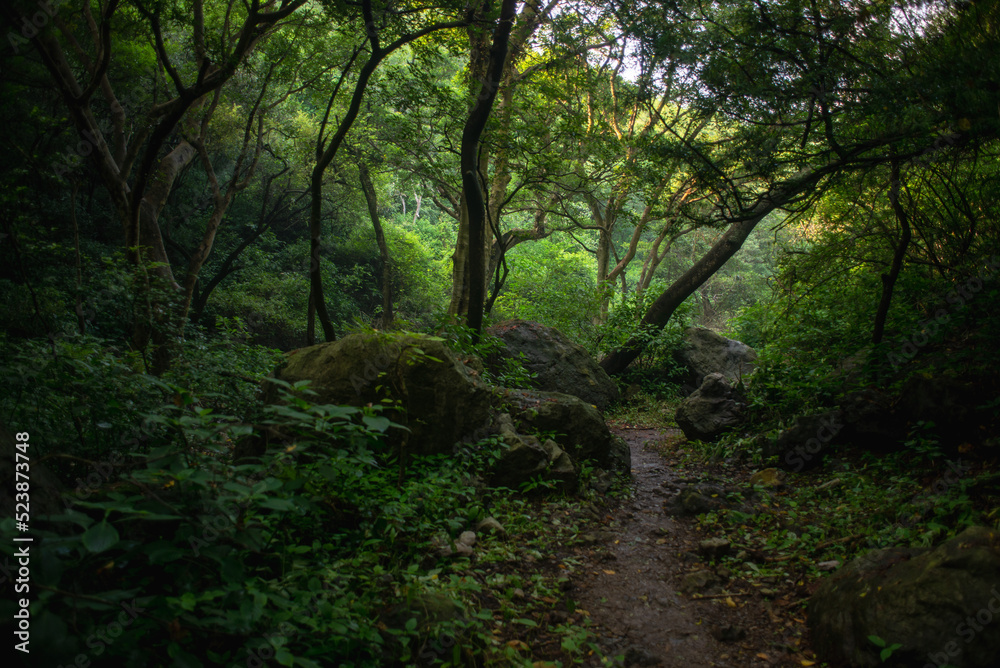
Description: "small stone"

(512, 588), (525, 600)
(476, 517), (505, 535)
(457, 531), (476, 547)
(698, 537), (732, 559)
(749, 468), (785, 488)
(623, 645), (660, 666)
(679, 570), (718, 594)
(711, 624), (747, 642)
(817, 560), (841, 571)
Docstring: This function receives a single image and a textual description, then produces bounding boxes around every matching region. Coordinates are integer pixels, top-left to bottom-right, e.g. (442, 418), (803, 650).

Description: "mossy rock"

(808, 526), (1000, 667)
(501, 389), (630, 472)
(267, 332), (493, 456)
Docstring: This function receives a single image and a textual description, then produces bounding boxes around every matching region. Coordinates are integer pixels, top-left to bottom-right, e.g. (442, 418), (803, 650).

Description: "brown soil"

(563, 428), (812, 667)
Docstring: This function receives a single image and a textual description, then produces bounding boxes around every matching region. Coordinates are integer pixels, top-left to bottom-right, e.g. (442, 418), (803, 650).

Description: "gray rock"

(679, 570), (719, 594)
(678, 326), (757, 391)
(623, 645), (660, 666)
(675, 373), (745, 441)
(488, 320), (619, 410)
(490, 415), (578, 492)
(266, 332), (492, 456)
(504, 389), (631, 472)
(698, 538), (732, 559)
(764, 409), (844, 472)
(808, 526), (1000, 668)
(667, 484), (728, 516)
(476, 517), (505, 535)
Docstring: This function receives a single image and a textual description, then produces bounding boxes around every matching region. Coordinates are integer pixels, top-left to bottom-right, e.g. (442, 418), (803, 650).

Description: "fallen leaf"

(757, 653), (770, 660)
(603, 569), (616, 575)
(725, 596), (736, 608)
(801, 661), (816, 666)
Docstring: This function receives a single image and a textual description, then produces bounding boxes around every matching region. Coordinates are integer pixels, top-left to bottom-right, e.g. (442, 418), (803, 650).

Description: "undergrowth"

(1, 343), (617, 667)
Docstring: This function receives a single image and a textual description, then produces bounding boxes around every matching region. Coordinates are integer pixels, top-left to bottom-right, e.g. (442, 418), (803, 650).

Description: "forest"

(0, 0), (998, 665)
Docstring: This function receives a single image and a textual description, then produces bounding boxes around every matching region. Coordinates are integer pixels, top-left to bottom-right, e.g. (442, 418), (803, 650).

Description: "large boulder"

(678, 326), (757, 392)
(808, 526), (1000, 668)
(267, 332), (493, 456)
(501, 389), (631, 472)
(487, 320), (619, 410)
(675, 373), (745, 441)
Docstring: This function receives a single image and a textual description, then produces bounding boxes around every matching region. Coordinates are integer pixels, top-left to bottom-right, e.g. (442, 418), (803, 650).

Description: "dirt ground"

(562, 428), (814, 668)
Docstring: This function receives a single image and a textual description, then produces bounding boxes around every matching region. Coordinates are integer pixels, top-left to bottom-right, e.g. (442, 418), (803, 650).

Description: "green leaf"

(221, 556), (244, 585)
(258, 498), (298, 512)
(144, 541), (185, 564)
(82, 521), (120, 553)
(179, 592), (198, 611)
(362, 415), (392, 432)
(868, 634), (886, 647)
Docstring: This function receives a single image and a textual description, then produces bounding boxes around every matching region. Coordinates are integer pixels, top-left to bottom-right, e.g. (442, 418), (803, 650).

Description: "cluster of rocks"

(673, 327), (757, 442)
(259, 322), (630, 495)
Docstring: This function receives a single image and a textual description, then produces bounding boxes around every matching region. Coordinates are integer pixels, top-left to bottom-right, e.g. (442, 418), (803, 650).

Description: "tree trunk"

(359, 162), (394, 328)
(448, 191), (472, 317)
(307, 169), (337, 344)
(872, 157), (911, 344)
(461, 0), (519, 342)
(600, 167), (829, 375)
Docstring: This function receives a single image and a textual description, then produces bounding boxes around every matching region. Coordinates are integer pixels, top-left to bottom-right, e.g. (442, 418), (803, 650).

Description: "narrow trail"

(568, 428), (803, 668)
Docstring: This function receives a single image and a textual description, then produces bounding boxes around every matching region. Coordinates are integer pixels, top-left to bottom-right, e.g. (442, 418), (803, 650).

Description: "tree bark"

(461, 0), (519, 341)
(872, 157), (911, 344)
(359, 162), (394, 328)
(307, 0), (468, 343)
(600, 167), (830, 375)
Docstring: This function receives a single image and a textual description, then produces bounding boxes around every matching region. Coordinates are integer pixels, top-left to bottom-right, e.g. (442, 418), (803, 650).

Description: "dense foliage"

(1, 0), (998, 665)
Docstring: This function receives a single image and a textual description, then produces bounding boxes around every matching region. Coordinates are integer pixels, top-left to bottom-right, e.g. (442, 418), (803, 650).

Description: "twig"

(690, 591), (754, 600)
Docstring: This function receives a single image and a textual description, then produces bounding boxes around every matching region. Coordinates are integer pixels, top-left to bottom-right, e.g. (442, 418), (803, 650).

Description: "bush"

(2, 383), (498, 667)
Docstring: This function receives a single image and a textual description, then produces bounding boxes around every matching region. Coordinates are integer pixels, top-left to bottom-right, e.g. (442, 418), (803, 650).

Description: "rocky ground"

(550, 428), (815, 668)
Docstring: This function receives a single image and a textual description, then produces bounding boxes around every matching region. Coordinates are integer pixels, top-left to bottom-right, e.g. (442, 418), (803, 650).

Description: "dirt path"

(567, 428), (806, 667)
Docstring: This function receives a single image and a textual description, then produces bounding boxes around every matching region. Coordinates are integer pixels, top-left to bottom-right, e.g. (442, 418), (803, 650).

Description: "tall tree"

(1, 0), (308, 370)
(599, 0), (1000, 373)
(305, 0), (468, 343)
